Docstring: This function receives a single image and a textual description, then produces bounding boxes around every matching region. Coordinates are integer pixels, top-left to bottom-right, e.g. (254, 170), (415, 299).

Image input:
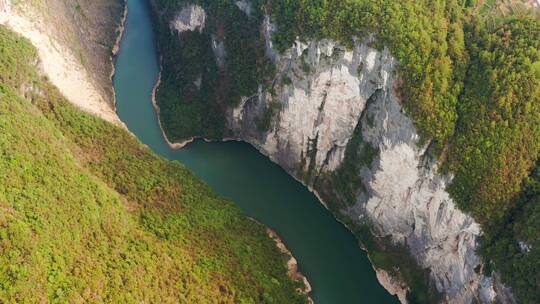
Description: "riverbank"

(151, 70), (189, 149)
(151, 69), (245, 149)
(150, 70), (316, 300)
(373, 262), (409, 303)
(264, 227), (314, 304)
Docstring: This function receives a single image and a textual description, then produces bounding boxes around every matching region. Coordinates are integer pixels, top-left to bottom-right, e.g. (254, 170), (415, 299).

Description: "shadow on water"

(113, 0), (399, 303)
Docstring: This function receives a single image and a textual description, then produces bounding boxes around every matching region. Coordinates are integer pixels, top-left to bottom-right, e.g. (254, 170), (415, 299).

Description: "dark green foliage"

(0, 26), (306, 303)
(156, 28), (225, 140)
(480, 161), (540, 303)
(153, 0), (272, 141)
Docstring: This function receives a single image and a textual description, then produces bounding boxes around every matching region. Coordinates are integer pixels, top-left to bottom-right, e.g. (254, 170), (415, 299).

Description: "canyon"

(3, 0), (538, 302)
(153, 3), (521, 303)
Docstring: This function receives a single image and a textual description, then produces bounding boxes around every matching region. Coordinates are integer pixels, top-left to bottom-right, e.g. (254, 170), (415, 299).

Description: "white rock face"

(211, 34), (226, 68)
(359, 74), (496, 303)
(0, 0), (123, 126)
(262, 15), (279, 63)
(261, 39), (388, 173)
(226, 16), (506, 303)
(170, 5), (206, 33)
(235, 0), (252, 16)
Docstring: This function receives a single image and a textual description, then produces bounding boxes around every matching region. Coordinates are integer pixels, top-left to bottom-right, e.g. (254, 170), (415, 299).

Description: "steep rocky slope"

(232, 37), (494, 303)
(241, 30), (498, 304)
(151, 2), (539, 303)
(0, 0), (124, 124)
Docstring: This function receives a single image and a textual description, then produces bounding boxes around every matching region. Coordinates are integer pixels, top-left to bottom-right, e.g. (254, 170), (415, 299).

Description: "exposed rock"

(170, 5), (206, 33)
(228, 28), (506, 303)
(0, 0), (8, 13)
(211, 34), (226, 68)
(519, 241), (532, 253)
(375, 268), (409, 304)
(358, 72), (494, 303)
(262, 15), (279, 63)
(235, 0), (252, 16)
(231, 37), (390, 175)
(0, 0), (124, 126)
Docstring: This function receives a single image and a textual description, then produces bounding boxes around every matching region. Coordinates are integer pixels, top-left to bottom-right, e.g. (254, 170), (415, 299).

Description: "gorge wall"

(234, 38), (492, 303)
(151, 3), (515, 303)
(0, 0), (124, 125)
(231, 33), (500, 304)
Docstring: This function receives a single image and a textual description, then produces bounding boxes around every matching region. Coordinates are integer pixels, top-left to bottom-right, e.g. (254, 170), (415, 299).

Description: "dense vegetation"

(153, 0), (273, 140)
(480, 161), (540, 304)
(0, 26), (306, 303)
(448, 15), (540, 303)
(447, 16), (540, 223)
(152, 0), (540, 302)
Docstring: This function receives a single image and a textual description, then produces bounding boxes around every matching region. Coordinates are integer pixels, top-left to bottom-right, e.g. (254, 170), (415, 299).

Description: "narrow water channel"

(113, 0), (399, 303)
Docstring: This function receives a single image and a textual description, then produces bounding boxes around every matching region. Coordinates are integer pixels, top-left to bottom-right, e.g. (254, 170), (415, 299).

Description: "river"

(113, 0), (399, 303)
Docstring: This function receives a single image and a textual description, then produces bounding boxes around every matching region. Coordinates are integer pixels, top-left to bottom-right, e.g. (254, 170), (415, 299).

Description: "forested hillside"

(152, 0), (271, 139)
(0, 26), (307, 303)
(151, 0), (540, 302)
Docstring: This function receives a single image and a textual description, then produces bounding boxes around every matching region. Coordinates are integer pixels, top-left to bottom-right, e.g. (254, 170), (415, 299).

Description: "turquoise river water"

(113, 0), (399, 303)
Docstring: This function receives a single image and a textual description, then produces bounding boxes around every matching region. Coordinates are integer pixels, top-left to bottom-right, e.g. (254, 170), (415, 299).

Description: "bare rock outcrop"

(0, 0), (124, 125)
(226, 17), (503, 303)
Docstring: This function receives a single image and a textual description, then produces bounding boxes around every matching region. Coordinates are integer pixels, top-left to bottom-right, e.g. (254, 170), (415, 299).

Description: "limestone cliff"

(154, 4), (513, 303)
(232, 35), (500, 304)
(0, 0), (124, 125)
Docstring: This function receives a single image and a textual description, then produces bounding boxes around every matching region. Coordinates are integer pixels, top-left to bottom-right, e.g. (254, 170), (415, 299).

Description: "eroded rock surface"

(0, 0), (124, 126)
(158, 6), (514, 302)
(170, 4), (206, 33)
(226, 19), (502, 303)
(235, 0), (252, 16)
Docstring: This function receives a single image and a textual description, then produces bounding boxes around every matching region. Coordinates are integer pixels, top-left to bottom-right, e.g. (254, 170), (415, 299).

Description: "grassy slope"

(0, 26), (306, 303)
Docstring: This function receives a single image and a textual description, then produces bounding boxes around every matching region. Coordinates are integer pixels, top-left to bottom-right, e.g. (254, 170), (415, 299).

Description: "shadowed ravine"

(113, 0), (399, 302)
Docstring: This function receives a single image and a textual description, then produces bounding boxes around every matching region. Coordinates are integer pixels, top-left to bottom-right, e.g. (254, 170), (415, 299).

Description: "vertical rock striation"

(224, 18), (501, 304)
(155, 4), (514, 303)
(170, 4), (206, 33)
